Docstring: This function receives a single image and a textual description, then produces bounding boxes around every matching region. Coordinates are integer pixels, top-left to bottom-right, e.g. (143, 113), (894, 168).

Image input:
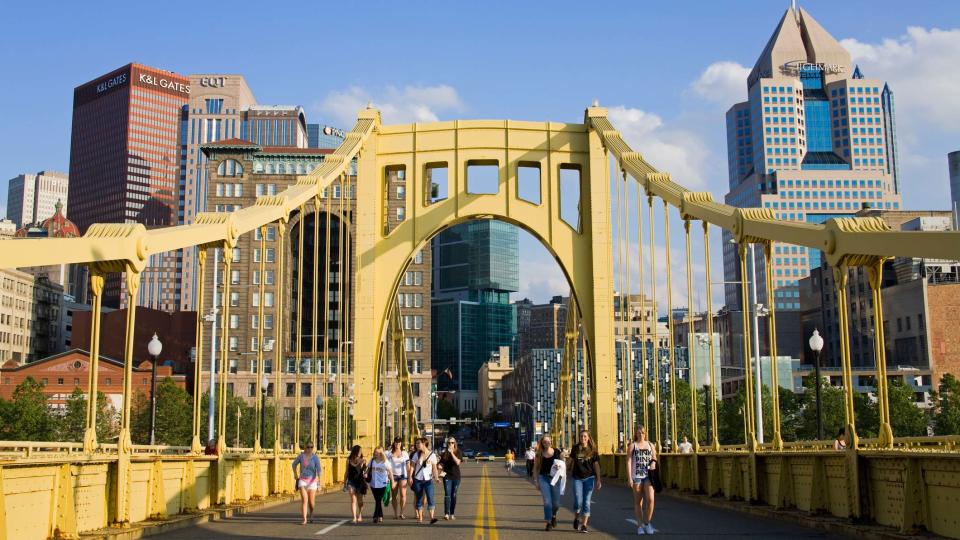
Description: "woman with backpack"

(407, 437), (440, 524)
(628, 426), (658, 535)
(367, 446), (394, 524)
(291, 441), (322, 524)
(344, 445), (367, 523)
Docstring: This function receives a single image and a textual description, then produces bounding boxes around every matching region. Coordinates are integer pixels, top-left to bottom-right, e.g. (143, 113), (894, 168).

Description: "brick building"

(0, 349), (184, 410)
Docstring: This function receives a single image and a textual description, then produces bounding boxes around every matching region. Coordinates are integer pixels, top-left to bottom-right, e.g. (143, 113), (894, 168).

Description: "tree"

(130, 391), (151, 444)
(889, 378), (928, 437)
(2, 377), (55, 441)
(57, 389), (118, 443)
(718, 387), (747, 445)
(778, 386), (803, 442)
(932, 373), (960, 436)
(154, 378), (193, 446)
(853, 391), (879, 439)
(797, 373), (845, 440)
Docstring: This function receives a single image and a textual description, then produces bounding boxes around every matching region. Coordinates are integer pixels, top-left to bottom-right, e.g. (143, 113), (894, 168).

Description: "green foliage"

(436, 398), (458, 420)
(57, 389), (117, 442)
(2, 377), (55, 441)
(889, 378), (928, 437)
(932, 373), (960, 436)
(717, 386), (747, 445)
(853, 392), (879, 439)
(154, 378), (193, 446)
(798, 373), (845, 440)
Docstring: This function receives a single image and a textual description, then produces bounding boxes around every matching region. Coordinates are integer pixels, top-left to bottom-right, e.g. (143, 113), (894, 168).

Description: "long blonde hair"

(576, 430), (597, 458)
(373, 446), (387, 463)
(633, 425), (648, 443)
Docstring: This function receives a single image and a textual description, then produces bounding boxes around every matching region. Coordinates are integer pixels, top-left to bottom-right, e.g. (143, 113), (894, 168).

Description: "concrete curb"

(663, 490), (939, 540)
(80, 493), (300, 540)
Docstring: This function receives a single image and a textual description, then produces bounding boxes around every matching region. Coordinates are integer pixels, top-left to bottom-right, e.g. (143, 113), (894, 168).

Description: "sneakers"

(545, 522), (554, 531)
(580, 525), (589, 533)
(444, 514), (450, 520)
(573, 517), (580, 530)
(644, 523), (656, 534)
(450, 515), (456, 521)
(637, 526), (646, 535)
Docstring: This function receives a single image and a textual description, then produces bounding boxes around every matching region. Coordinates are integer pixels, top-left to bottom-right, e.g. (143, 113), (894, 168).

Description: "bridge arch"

(353, 110), (620, 451)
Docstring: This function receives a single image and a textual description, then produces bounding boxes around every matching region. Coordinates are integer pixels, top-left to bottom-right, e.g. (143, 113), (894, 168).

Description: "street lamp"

(809, 329), (825, 441)
(514, 401), (534, 451)
(316, 395), (324, 451)
(260, 374), (270, 451)
(147, 333), (163, 445)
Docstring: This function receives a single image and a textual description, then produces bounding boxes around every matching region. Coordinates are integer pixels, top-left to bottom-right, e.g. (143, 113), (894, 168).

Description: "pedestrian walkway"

(151, 462), (844, 539)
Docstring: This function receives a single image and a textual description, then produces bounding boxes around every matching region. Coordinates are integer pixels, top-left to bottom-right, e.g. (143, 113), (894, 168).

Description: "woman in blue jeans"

(569, 430), (602, 533)
(438, 437), (463, 519)
(407, 437), (440, 524)
(533, 435), (561, 531)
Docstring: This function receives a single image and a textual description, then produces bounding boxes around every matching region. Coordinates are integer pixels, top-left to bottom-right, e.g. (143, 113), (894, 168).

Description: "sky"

(1, 0), (958, 306)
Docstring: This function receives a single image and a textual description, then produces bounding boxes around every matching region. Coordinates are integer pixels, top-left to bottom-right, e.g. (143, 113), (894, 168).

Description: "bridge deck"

(151, 462), (842, 539)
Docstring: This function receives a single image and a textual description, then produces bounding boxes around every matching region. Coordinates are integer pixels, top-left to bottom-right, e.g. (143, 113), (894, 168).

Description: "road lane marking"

(485, 465), (498, 540)
(473, 465), (487, 539)
(314, 519), (348, 535)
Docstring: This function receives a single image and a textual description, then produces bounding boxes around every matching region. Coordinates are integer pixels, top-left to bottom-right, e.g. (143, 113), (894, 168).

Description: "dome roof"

(14, 200), (79, 238)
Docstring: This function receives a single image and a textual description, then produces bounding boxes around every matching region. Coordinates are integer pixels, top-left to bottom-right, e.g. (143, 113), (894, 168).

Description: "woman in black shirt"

(438, 437), (463, 520)
(569, 430), (602, 532)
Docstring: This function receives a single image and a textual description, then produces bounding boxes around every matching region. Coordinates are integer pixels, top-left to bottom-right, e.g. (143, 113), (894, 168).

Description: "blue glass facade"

(432, 220), (519, 397)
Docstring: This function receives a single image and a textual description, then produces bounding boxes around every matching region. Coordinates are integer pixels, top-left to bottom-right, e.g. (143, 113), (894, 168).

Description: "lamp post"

(147, 333), (162, 445)
(809, 329), (825, 441)
(514, 401), (534, 451)
(260, 374), (269, 450)
(336, 341), (352, 453)
(702, 373), (712, 448)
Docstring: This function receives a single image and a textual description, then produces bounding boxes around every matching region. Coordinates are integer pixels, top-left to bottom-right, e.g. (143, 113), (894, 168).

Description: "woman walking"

(344, 445), (368, 523)
(388, 437), (410, 519)
(570, 430), (602, 533)
(367, 446), (394, 523)
(504, 448), (515, 473)
(291, 442), (322, 524)
(533, 435), (561, 531)
(628, 426), (657, 535)
(439, 437), (463, 520)
(408, 437), (440, 524)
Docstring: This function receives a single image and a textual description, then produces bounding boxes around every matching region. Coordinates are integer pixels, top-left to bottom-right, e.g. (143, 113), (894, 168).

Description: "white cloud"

(316, 84), (464, 127)
(841, 27), (960, 133)
(689, 61), (751, 105)
(608, 106), (712, 190)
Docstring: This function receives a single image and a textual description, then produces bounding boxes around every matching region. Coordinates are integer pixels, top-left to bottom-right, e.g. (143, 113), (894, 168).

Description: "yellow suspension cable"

(294, 205), (305, 450)
(190, 253), (205, 453)
(336, 174), (345, 454)
(737, 242), (757, 449)
(217, 246), (232, 452)
(323, 191), (332, 454)
(311, 196), (320, 449)
(255, 228), (266, 452)
(648, 195), (661, 448)
(762, 242), (783, 450)
(622, 169), (634, 437)
(703, 223), (719, 451)
(636, 181), (649, 435)
(684, 219), (698, 452)
(84, 266), (105, 453)
(274, 219), (287, 455)
(664, 200), (678, 449)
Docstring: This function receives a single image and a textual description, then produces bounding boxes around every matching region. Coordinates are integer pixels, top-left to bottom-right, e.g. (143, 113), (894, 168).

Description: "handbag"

(382, 479), (392, 505)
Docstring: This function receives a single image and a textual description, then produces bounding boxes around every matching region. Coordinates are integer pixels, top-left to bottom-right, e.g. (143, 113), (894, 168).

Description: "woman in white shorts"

(628, 426), (657, 535)
(388, 437), (410, 519)
(292, 442), (322, 524)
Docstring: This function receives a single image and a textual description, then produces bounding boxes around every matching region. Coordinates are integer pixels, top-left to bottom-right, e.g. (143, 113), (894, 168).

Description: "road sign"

(492, 422), (511, 428)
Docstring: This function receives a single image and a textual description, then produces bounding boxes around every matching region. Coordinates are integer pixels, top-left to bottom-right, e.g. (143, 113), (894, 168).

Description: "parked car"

(463, 449), (477, 459)
(475, 451), (495, 461)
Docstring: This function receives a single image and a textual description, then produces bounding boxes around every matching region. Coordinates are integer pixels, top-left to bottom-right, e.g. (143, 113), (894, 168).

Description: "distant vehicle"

(463, 449), (477, 459)
(475, 451), (495, 461)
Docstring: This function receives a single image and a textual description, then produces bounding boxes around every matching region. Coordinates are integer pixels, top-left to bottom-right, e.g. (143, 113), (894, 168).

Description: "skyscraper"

(432, 220), (518, 412)
(68, 63), (190, 309)
(949, 151), (960, 225)
(6, 171), (69, 228)
(723, 6), (903, 314)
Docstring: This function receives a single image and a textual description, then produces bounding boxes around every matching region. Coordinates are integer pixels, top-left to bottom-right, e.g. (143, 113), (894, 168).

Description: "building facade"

(478, 346), (512, 418)
(307, 124), (346, 150)
(722, 6), (903, 319)
(949, 150), (960, 222)
(177, 74), (257, 312)
(6, 171), (69, 228)
(0, 349), (184, 411)
(0, 268), (64, 365)
(68, 63), (190, 310)
(432, 220), (519, 412)
(502, 348), (561, 446)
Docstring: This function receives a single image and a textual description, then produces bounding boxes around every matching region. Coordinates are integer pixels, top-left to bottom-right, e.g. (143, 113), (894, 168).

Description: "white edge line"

(315, 519), (349, 535)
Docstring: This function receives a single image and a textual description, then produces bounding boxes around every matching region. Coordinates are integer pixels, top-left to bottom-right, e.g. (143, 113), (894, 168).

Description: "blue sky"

(2, 0), (958, 305)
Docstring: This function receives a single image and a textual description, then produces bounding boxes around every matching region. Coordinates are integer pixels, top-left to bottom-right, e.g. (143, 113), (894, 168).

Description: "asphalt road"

(152, 460), (846, 539)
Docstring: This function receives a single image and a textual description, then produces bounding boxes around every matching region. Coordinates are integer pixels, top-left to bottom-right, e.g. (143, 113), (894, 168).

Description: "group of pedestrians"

(290, 426), (662, 535)
(290, 436), (465, 526)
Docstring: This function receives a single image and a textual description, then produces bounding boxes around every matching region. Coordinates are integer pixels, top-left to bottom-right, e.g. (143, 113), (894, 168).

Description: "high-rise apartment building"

(68, 63), (190, 309)
(6, 171), (69, 228)
(432, 220), (519, 412)
(177, 75), (257, 312)
(721, 7), (904, 370)
(307, 124), (346, 150)
(949, 151), (960, 223)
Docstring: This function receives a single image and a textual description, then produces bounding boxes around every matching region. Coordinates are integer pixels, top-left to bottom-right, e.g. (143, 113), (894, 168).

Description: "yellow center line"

(473, 465), (487, 539)
(485, 464), (498, 540)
